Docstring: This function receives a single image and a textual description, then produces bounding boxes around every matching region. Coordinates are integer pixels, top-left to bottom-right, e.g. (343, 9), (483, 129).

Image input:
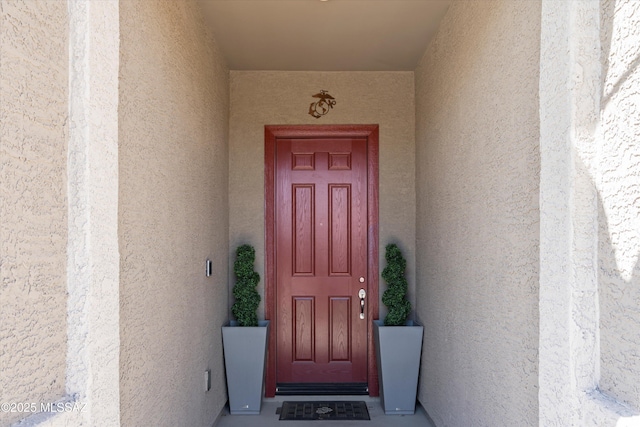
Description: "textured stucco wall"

(229, 71), (416, 321)
(0, 2), (68, 426)
(538, 0), (602, 424)
(539, 0), (640, 424)
(66, 0), (122, 425)
(598, 0), (640, 412)
(119, 1), (229, 426)
(414, 1), (540, 426)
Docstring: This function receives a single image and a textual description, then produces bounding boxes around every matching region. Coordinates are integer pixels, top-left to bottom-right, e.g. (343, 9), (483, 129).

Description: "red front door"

(275, 137), (368, 387)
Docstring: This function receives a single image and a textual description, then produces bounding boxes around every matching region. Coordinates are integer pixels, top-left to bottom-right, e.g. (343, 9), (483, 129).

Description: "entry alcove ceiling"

(199, 0), (452, 71)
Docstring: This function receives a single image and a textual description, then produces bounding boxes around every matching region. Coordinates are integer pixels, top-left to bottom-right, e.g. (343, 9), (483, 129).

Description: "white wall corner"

(539, 0), (639, 425)
(65, 0), (121, 426)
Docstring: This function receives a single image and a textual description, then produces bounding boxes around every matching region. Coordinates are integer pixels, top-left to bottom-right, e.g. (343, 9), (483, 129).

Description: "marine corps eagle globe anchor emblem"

(308, 90), (336, 119)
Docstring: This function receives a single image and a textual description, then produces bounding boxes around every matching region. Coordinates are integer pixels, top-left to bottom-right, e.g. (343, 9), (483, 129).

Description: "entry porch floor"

(214, 395), (435, 427)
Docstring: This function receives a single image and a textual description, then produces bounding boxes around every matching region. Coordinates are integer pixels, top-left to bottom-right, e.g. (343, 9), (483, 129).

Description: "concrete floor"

(214, 396), (436, 427)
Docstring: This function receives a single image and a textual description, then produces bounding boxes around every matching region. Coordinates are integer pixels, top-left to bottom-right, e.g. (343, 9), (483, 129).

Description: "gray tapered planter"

(373, 320), (423, 415)
(222, 320), (269, 415)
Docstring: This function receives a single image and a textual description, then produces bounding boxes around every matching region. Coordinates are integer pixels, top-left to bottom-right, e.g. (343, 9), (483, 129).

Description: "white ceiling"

(199, 0), (452, 71)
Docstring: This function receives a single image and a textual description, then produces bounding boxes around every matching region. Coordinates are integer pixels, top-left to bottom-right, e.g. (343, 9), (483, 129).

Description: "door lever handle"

(359, 288), (366, 319)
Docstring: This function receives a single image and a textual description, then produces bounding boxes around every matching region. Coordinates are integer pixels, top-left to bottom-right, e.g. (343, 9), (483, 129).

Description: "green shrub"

(381, 243), (411, 326)
(231, 244), (261, 327)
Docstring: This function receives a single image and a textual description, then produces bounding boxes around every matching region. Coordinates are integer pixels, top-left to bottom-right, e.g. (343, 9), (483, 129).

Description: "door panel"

(276, 138), (368, 385)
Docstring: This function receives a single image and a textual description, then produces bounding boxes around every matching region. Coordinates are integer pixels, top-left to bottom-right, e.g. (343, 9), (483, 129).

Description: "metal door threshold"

(276, 382), (368, 395)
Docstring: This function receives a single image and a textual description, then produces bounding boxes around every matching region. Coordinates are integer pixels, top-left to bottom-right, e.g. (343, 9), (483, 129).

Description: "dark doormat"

(278, 401), (370, 421)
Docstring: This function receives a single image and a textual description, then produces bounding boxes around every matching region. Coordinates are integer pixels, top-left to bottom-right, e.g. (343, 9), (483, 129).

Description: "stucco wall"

(539, 0), (640, 423)
(598, 0), (640, 412)
(119, 1), (229, 426)
(538, 0), (603, 423)
(414, 1), (540, 426)
(0, 2), (68, 426)
(229, 71), (416, 321)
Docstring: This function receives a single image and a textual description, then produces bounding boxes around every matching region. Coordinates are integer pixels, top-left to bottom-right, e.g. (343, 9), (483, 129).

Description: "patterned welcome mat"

(278, 401), (370, 421)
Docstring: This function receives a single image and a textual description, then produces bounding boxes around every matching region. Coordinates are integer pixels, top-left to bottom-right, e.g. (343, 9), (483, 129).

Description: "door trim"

(264, 124), (379, 397)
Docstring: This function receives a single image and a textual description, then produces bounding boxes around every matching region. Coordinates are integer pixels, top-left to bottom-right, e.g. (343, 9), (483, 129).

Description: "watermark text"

(1, 402), (87, 414)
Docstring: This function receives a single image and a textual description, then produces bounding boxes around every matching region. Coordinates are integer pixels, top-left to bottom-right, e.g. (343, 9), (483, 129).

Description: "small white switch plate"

(205, 259), (212, 277)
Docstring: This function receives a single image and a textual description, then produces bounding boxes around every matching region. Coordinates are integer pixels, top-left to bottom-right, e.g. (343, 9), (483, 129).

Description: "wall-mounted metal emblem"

(308, 90), (336, 119)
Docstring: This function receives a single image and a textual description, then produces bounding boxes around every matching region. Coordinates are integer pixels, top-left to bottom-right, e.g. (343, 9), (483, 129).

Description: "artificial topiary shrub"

(231, 244), (261, 327)
(381, 243), (412, 326)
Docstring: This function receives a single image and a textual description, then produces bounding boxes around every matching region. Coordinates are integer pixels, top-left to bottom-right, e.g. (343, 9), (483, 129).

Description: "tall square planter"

(373, 319), (423, 415)
(221, 320), (269, 414)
